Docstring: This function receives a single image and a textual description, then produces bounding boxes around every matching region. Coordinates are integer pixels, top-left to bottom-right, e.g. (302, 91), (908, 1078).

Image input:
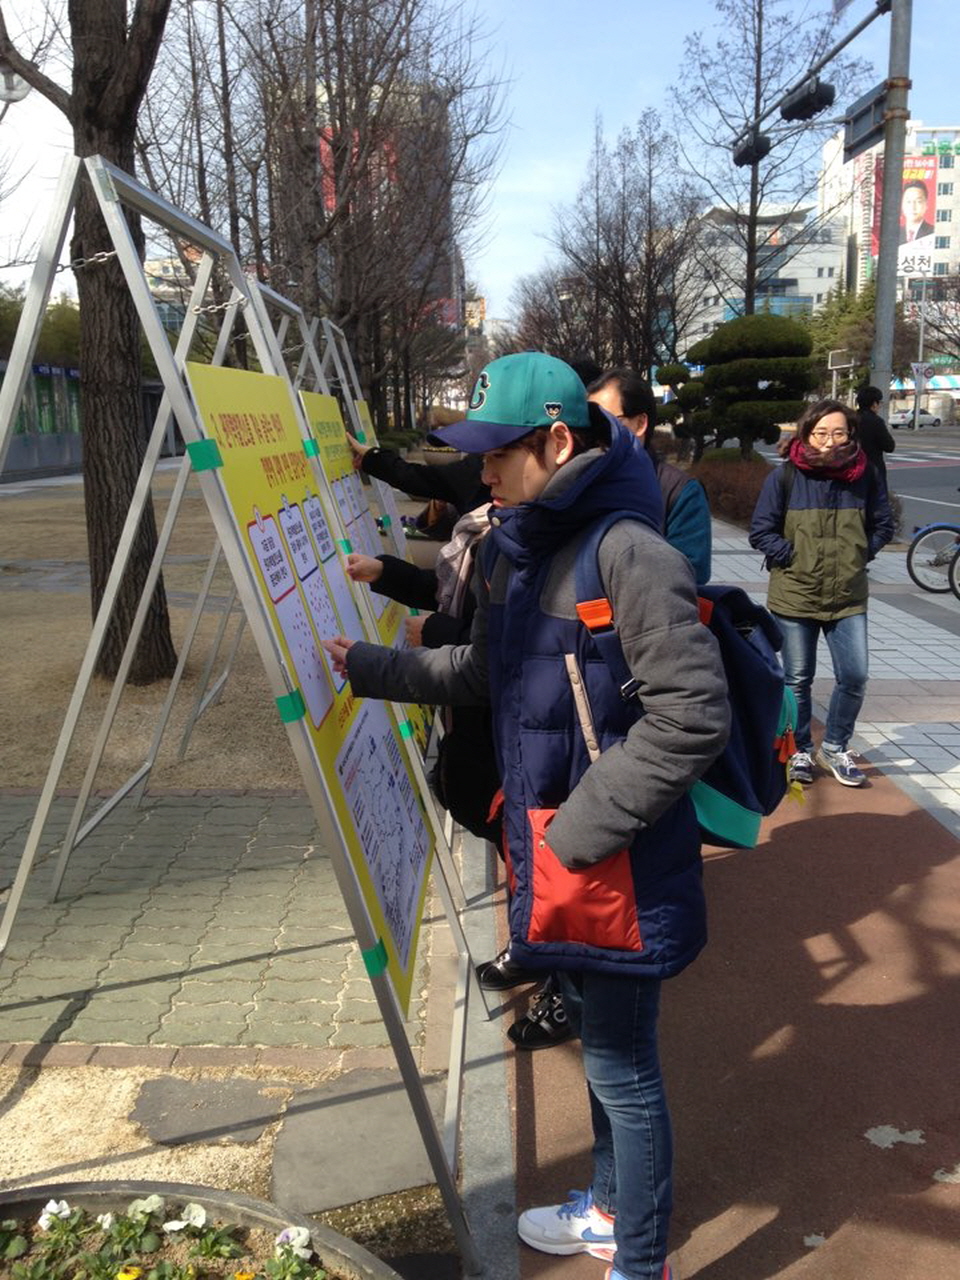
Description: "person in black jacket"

(348, 435), (489, 516)
(855, 386), (896, 485)
(346, 432), (498, 836)
(345, 507), (502, 844)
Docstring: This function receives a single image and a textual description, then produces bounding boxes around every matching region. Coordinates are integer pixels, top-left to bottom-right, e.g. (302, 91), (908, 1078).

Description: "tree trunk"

(72, 172), (177, 683)
(70, 0), (177, 684)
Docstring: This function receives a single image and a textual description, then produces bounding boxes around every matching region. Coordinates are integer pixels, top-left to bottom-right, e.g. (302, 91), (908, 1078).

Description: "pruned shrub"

(690, 448), (774, 528)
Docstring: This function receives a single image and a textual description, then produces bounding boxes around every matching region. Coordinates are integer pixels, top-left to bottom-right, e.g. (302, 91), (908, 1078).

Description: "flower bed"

(0, 1185), (402, 1280)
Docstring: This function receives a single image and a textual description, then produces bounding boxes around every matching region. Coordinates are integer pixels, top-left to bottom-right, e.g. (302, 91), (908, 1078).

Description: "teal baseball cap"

(432, 352), (592, 453)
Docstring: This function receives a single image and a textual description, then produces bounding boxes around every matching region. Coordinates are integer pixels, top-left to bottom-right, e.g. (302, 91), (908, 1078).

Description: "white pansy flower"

(127, 1195), (165, 1220)
(275, 1225), (312, 1259)
(163, 1202), (207, 1233)
(95, 1212), (115, 1230)
(38, 1200), (71, 1229)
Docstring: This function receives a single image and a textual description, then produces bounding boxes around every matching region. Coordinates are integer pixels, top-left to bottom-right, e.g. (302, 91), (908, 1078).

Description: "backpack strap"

(478, 530), (499, 591)
(777, 459), (796, 513)
(574, 511), (647, 703)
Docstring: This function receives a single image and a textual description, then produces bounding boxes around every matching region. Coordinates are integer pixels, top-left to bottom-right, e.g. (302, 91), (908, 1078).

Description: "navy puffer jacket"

(347, 421), (730, 977)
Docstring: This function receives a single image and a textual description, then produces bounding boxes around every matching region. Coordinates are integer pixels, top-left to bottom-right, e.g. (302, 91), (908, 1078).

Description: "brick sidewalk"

(0, 791), (424, 1055)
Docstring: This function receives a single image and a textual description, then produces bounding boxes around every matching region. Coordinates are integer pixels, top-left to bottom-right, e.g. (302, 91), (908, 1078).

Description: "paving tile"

(173, 1046), (262, 1070)
(91, 1045), (178, 1068)
(152, 1021), (249, 1047)
(327, 1022), (394, 1049)
(3, 1042), (95, 1067)
(242, 1020), (334, 1048)
(255, 1046), (340, 1073)
(173, 979), (261, 1005)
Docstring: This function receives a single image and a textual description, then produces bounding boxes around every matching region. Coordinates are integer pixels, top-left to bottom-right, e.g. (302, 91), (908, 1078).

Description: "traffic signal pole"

(730, 0), (891, 158)
(870, 0), (913, 411)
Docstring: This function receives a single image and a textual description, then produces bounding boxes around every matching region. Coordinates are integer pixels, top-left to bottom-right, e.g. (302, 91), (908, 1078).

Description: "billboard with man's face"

(871, 155), (939, 276)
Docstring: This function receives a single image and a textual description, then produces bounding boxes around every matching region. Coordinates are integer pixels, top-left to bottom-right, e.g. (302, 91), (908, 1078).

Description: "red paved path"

(508, 758), (960, 1279)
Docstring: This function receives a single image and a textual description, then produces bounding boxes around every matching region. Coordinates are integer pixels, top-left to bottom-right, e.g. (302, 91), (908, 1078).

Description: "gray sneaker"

(815, 746), (866, 787)
(787, 750), (815, 785)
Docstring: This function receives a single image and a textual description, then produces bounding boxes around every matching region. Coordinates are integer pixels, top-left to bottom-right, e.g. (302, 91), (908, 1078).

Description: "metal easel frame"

(0, 154), (481, 1275)
(133, 292), (256, 789)
(169, 286), (475, 1136)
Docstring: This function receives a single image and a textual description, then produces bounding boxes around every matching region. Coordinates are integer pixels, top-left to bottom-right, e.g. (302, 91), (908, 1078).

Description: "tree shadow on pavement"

(664, 792), (960, 1279)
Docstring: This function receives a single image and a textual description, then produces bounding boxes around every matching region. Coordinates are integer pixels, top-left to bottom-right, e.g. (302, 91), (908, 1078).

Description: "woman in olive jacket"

(749, 399), (894, 789)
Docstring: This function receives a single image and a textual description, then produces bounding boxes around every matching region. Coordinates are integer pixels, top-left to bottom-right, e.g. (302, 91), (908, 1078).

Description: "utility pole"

(869, 0), (913, 409)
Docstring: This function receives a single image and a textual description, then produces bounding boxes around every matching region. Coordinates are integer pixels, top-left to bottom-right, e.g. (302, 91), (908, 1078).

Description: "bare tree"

(674, 0), (866, 314)
(139, 0), (503, 431)
(551, 112), (706, 371)
(508, 263), (602, 362)
(0, 0), (177, 683)
(508, 113), (705, 374)
(911, 277), (960, 367)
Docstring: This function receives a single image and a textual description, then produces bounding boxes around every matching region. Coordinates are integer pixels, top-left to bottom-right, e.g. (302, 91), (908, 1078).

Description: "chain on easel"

(56, 249), (118, 273)
(192, 297), (247, 317)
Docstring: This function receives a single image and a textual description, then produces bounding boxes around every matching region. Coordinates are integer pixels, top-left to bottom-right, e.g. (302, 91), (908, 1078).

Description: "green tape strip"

(338, 538), (353, 554)
(276, 689), (307, 723)
(362, 937), (388, 977)
(186, 439), (224, 472)
(399, 720), (414, 740)
(380, 514), (392, 529)
(303, 437), (320, 457)
(355, 430), (367, 444)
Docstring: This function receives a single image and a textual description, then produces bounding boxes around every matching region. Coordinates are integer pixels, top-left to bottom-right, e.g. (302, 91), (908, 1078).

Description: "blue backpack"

(574, 512), (798, 849)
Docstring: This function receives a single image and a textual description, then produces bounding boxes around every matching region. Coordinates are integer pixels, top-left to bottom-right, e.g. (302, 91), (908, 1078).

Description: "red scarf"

(788, 435), (867, 484)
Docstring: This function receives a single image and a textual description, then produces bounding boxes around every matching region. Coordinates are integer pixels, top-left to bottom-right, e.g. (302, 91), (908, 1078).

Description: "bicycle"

(906, 520), (960, 592)
(946, 545), (960, 602)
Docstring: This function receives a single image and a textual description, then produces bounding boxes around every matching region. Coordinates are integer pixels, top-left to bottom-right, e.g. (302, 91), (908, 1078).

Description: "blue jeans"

(774, 611), (869, 753)
(557, 970), (671, 1280)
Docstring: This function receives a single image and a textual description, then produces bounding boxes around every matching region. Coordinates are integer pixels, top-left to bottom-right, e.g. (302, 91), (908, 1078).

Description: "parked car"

(890, 407), (941, 429)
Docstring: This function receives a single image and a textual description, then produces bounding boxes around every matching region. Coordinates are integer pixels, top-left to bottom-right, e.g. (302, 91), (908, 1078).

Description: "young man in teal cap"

(324, 352), (729, 1280)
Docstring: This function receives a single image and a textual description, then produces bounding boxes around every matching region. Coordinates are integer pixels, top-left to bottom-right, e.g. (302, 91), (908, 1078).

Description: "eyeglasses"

(810, 430), (849, 443)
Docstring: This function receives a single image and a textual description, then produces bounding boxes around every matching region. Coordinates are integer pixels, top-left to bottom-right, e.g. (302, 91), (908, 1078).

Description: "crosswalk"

(888, 448), (960, 468)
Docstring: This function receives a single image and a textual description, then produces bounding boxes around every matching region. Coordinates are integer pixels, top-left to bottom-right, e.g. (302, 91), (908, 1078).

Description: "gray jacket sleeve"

(345, 577), (491, 707)
(547, 528), (731, 869)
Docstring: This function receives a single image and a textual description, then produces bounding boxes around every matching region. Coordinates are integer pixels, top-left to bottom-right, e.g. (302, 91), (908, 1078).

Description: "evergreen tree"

(677, 312), (816, 459)
(802, 282), (919, 394)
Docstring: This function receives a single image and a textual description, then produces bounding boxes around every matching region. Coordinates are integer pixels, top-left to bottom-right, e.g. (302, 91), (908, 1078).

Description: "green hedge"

(705, 313), (812, 362)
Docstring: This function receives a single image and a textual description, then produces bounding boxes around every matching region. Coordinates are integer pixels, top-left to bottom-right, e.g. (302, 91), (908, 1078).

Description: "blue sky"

(469, 0), (960, 321)
(1, 0), (958, 320)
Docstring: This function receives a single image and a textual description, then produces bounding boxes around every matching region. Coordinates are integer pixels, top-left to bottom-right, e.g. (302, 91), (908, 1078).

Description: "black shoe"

(507, 985), (575, 1050)
(475, 947), (540, 991)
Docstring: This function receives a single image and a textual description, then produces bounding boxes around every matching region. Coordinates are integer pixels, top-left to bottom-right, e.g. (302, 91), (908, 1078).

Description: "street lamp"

(0, 58), (30, 104)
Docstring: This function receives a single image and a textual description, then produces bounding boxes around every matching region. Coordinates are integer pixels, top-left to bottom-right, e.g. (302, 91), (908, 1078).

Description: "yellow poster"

(300, 391), (403, 648)
(305, 391), (432, 753)
(185, 363), (433, 1009)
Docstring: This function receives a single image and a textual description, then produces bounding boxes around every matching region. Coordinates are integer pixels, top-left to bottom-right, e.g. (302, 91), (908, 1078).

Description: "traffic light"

(733, 132), (772, 168)
(780, 76), (836, 123)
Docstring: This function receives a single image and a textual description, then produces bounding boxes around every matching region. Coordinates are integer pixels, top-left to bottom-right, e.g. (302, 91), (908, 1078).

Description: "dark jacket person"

(855, 385), (896, 481)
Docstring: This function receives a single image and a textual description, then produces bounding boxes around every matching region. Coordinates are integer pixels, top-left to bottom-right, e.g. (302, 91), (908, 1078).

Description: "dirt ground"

(0, 465), (426, 793)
